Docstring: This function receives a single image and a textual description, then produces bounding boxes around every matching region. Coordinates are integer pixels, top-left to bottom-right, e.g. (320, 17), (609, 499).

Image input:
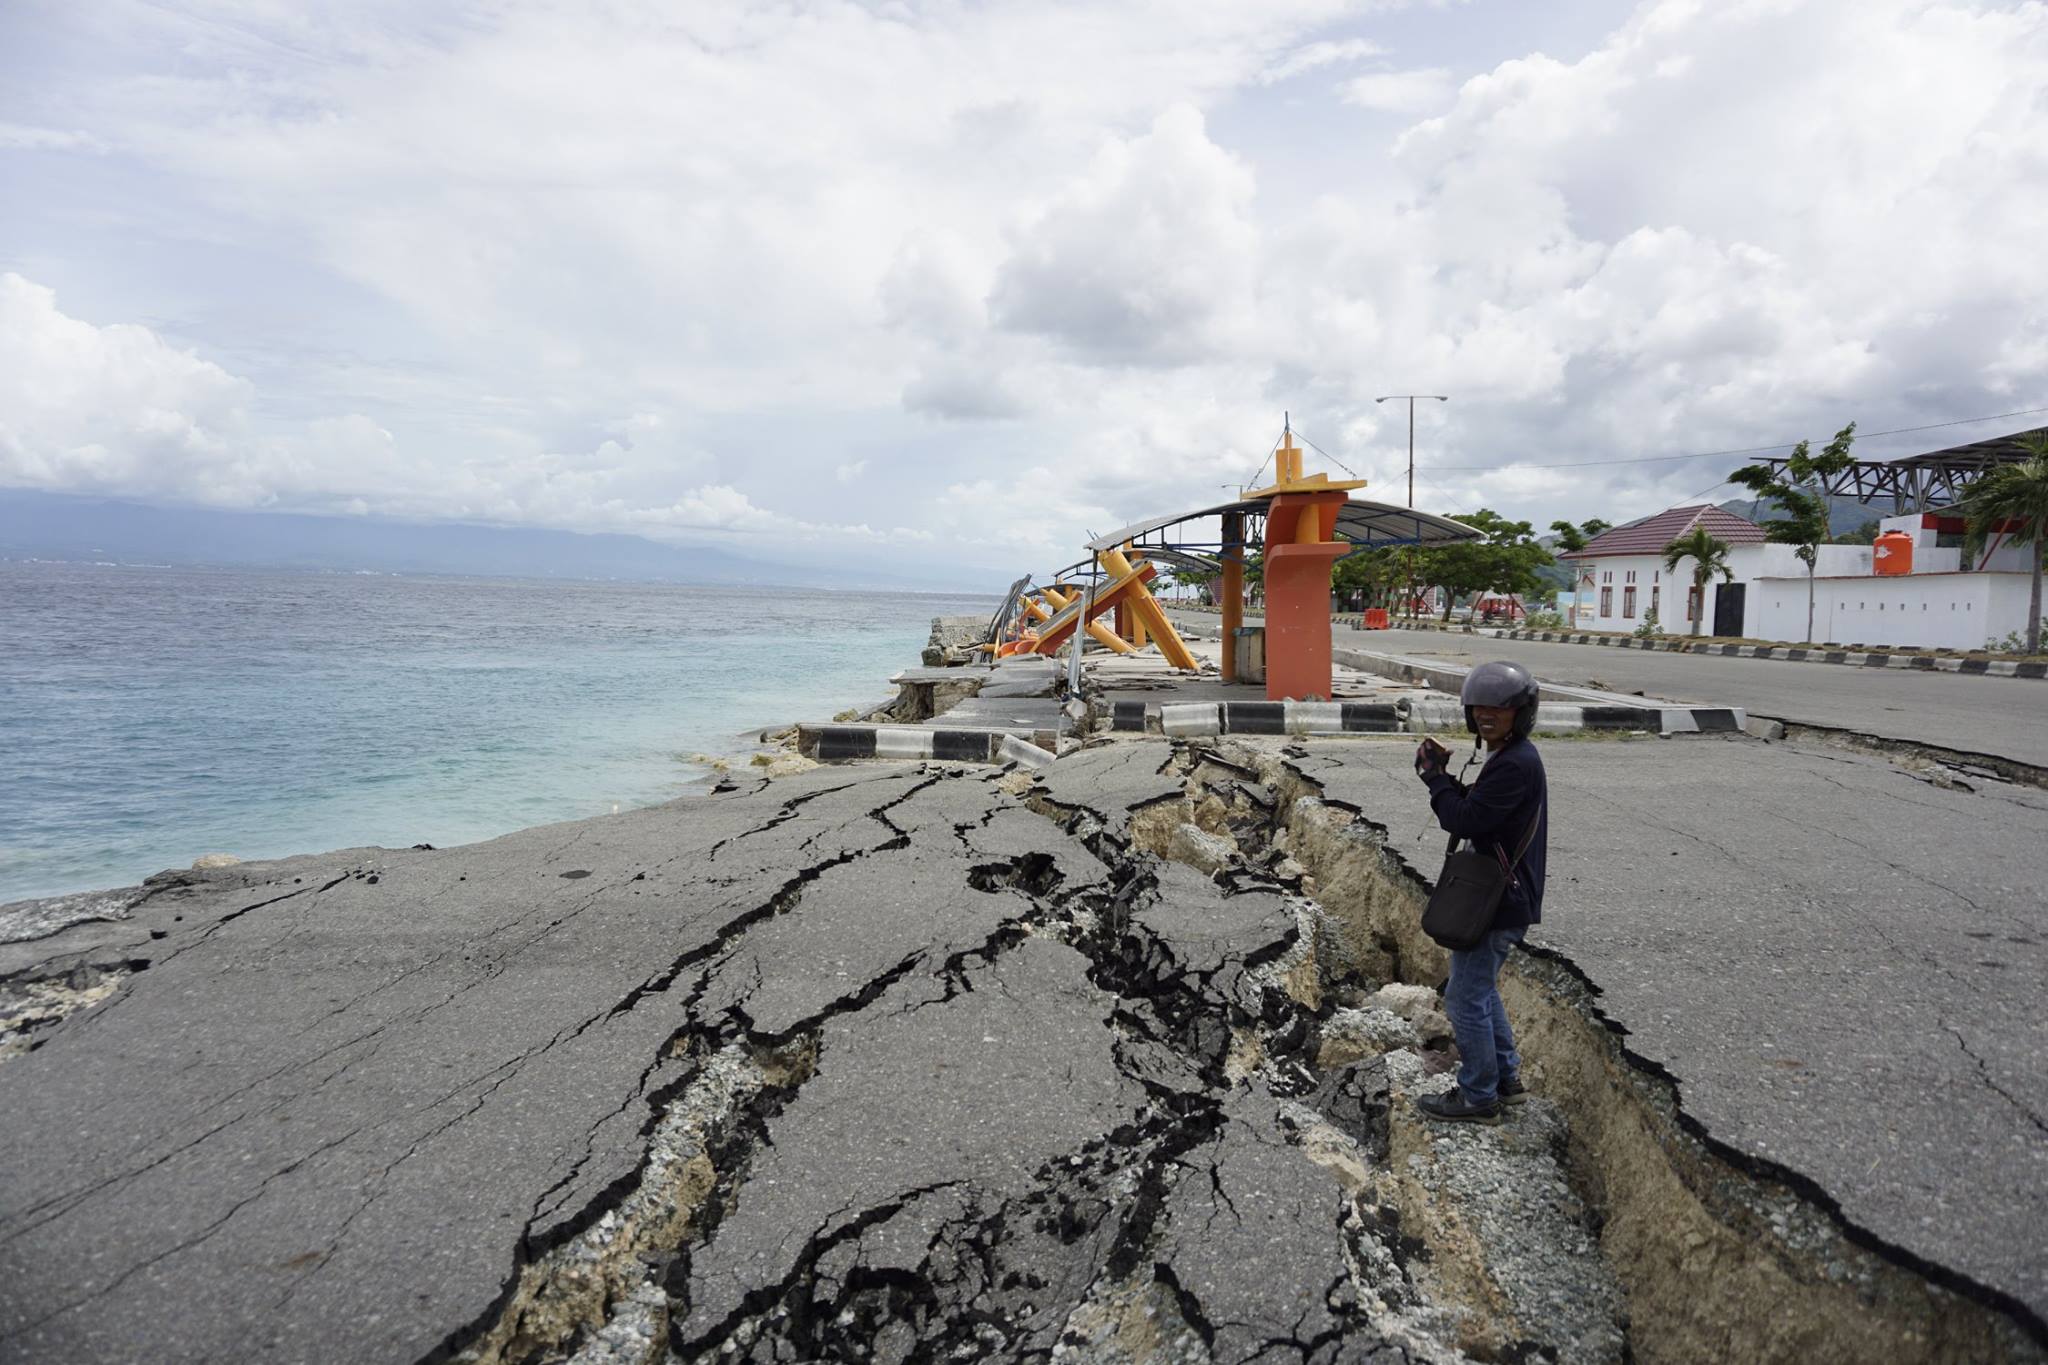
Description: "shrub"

(1986, 623), (2048, 656)
(1632, 608), (1663, 640)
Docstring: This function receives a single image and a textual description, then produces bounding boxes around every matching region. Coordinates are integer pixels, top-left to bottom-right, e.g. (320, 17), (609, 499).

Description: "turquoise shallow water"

(0, 561), (996, 902)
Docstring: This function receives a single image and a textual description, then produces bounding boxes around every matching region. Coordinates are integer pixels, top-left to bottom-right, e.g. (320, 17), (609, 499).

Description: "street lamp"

(1376, 395), (1448, 619)
(1373, 394), (1449, 510)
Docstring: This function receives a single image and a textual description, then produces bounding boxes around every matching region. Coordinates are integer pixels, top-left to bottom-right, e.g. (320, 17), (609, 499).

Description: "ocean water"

(0, 561), (996, 903)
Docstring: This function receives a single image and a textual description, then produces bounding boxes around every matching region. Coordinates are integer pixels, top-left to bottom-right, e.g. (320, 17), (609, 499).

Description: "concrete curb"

(1403, 698), (1744, 735)
(1331, 647), (1746, 736)
(1141, 698), (1741, 738)
(1490, 628), (2047, 679)
(798, 724), (1061, 763)
(1135, 701), (1404, 738)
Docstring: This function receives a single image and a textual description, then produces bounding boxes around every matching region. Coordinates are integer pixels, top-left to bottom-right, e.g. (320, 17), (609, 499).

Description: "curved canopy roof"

(1084, 497), (1481, 554)
(1049, 546), (1222, 581)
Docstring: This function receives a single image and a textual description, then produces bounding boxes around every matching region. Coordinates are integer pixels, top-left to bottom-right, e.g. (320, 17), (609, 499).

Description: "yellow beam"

(1043, 584), (1136, 654)
(1122, 544), (1150, 646)
(1095, 547), (1197, 671)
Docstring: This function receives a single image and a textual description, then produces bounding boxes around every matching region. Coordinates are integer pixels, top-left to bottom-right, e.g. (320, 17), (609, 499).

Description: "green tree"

(1419, 510), (1553, 621)
(1333, 545), (1406, 612)
(1548, 518), (1612, 627)
(1171, 566), (1219, 605)
(1838, 520), (1881, 546)
(1954, 432), (2048, 655)
(1730, 422), (1858, 643)
(1661, 526), (1735, 638)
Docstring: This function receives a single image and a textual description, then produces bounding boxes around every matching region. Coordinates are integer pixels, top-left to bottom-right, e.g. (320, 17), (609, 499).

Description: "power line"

(1290, 427), (1363, 478)
(1427, 404), (2048, 472)
(1240, 424), (1286, 491)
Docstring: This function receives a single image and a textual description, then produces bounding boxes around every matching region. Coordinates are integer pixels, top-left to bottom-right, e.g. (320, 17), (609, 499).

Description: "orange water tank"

(1873, 531), (1914, 576)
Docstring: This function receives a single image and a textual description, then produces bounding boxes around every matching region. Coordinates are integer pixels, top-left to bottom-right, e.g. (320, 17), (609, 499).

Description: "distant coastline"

(0, 486), (1012, 595)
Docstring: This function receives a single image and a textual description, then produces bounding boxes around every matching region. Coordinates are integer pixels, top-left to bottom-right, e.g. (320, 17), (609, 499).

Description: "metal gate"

(1713, 582), (1746, 637)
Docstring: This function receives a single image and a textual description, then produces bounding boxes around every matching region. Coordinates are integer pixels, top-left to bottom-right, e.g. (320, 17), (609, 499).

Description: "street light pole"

(1375, 394), (1448, 618)
(1373, 394), (1449, 510)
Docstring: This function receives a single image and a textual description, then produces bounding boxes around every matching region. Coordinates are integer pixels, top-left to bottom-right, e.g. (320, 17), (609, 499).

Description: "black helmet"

(1461, 660), (1539, 738)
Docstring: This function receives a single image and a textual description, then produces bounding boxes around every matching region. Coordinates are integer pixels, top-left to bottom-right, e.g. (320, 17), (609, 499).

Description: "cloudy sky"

(3, 0), (2044, 583)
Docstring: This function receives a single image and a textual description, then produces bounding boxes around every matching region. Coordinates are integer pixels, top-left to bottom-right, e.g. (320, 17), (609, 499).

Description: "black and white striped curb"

(1113, 700), (1405, 737)
(1493, 629), (2047, 679)
(1403, 698), (1745, 735)
(798, 725), (1058, 766)
(1143, 698), (1743, 737)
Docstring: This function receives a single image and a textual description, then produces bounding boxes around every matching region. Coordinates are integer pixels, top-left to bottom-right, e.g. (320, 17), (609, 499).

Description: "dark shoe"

(1499, 1075), (1528, 1105)
(1417, 1090), (1501, 1124)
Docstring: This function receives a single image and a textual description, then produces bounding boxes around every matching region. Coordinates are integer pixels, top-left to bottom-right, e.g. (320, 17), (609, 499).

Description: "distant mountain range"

(0, 489), (941, 590)
(1714, 493), (1893, 538)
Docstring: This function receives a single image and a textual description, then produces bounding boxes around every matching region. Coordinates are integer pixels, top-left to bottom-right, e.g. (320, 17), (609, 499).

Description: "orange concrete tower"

(1247, 425), (1366, 701)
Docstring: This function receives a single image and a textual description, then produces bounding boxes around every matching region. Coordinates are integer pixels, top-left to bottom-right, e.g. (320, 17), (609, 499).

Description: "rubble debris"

(922, 614), (991, 667)
(0, 963), (138, 1065)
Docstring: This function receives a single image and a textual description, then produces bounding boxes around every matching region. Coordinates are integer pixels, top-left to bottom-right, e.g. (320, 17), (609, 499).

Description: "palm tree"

(1732, 422), (1858, 643)
(1662, 527), (1735, 637)
(1956, 432), (2048, 655)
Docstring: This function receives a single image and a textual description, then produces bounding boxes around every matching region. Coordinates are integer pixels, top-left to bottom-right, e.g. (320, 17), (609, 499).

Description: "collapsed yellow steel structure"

(997, 546), (1197, 670)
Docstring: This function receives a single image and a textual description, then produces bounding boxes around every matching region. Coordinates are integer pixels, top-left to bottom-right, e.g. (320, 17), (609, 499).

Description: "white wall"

(1573, 515), (2039, 645)
(1577, 549), (1799, 634)
(1577, 554), (1684, 631)
(1749, 572), (2037, 649)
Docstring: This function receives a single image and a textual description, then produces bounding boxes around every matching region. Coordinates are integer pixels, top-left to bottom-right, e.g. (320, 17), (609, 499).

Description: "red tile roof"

(1560, 504), (1765, 559)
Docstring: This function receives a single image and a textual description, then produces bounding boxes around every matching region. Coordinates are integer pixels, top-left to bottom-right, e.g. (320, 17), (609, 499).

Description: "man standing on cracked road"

(1412, 660), (1548, 1124)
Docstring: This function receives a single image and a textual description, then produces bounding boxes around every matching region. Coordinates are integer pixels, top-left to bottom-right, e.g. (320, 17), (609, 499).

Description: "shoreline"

(0, 589), (991, 908)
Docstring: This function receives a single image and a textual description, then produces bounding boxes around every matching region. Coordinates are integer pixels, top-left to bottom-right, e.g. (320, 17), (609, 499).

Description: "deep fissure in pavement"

(446, 746), (2041, 1365)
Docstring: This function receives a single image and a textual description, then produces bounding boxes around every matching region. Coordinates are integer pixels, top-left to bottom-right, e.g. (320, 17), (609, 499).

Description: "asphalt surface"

(0, 761), (1427, 1364)
(7, 710), (2043, 1357)
(1281, 732), (2048, 1325)
(1168, 611), (2048, 768)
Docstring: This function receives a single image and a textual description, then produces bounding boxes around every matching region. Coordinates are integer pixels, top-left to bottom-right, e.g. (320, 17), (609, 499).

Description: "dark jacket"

(1422, 737), (1547, 929)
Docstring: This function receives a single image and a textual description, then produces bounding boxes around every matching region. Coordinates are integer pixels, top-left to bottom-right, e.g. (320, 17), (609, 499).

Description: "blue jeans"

(1444, 928), (1524, 1105)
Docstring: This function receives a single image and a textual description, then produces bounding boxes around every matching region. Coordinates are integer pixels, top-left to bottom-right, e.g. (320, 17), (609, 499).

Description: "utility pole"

(1375, 394), (1448, 617)
(1373, 394), (1449, 510)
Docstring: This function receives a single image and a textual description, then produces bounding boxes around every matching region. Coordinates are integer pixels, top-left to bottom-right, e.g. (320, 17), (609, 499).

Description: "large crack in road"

(1, 743), (2040, 1363)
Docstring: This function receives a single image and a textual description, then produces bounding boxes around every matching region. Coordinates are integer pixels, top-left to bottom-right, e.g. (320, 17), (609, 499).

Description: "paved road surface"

(0, 765), (1444, 1364)
(1286, 733), (2048, 1328)
(5, 730), (2044, 1358)
(1170, 611), (2048, 768)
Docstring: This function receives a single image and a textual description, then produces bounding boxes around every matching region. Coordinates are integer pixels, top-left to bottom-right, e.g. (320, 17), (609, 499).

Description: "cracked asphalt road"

(0, 763), (1415, 1364)
(1287, 732), (2048, 1324)
(8, 726), (2036, 1361)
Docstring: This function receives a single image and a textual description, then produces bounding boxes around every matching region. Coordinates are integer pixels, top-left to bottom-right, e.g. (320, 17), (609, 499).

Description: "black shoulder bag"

(1420, 799), (1544, 952)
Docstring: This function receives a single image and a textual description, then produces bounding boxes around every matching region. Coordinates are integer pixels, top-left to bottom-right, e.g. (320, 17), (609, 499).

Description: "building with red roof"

(1553, 500), (2037, 645)
(1557, 504), (1773, 633)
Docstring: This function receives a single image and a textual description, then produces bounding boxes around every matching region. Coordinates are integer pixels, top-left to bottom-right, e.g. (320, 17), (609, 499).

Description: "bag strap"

(1491, 795), (1545, 886)
(1441, 778), (1547, 881)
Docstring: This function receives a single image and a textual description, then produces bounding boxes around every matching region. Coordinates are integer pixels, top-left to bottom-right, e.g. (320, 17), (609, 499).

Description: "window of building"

(1650, 586), (1660, 617)
(1600, 586), (1614, 616)
(1622, 586), (1637, 618)
(1625, 570), (1636, 584)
